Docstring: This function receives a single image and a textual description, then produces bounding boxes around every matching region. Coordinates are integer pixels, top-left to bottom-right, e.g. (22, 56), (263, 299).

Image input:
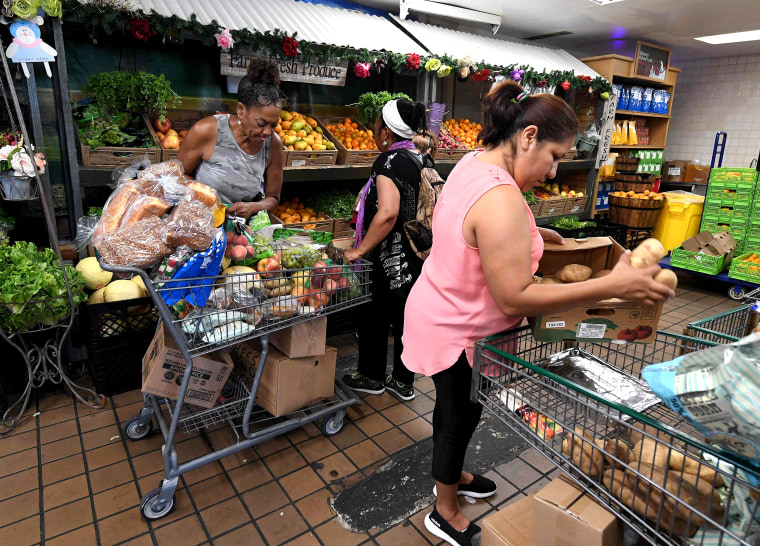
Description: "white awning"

(391, 15), (603, 78)
(124, 0), (427, 55)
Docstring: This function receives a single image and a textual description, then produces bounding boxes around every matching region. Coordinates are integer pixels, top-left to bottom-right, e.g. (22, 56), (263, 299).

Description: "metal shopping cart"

(101, 245), (371, 520)
(471, 327), (760, 546)
(683, 304), (759, 344)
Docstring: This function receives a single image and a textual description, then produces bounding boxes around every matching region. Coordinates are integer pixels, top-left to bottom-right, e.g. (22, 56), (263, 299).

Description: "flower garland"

(60, 0), (613, 95)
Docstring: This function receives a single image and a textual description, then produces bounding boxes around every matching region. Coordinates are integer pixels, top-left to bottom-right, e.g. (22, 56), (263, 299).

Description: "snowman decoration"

(6, 20), (57, 78)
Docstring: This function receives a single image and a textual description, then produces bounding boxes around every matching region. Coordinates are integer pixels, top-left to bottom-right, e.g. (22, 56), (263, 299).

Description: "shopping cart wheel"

(140, 488), (175, 520)
(728, 285), (746, 300)
(124, 416), (153, 441)
(320, 413), (344, 436)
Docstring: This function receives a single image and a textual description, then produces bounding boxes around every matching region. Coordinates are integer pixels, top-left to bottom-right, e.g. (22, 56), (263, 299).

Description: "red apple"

(336, 277), (350, 291)
(313, 260), (327, 270)
(311, 271), (325, 290)
(161, 134), (180, 150)
(325, 266), (342, 280)
(154, 117), (171, 133)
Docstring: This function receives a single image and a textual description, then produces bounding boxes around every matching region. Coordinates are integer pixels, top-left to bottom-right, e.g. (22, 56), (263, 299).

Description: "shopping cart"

(683, 304), (759, 344)
(472, 327), (760, 546)
(101, 245), (371, 520)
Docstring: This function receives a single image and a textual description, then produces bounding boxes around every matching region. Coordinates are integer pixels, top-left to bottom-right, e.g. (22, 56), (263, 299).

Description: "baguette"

(93, 184), (141, 243)
(120, 195), (171, 227)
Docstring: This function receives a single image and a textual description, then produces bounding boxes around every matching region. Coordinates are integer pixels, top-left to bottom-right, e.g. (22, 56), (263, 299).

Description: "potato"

(633, 438), (724, 487)
(563, 427), (603, 479)
(594, 438), (633, 470)
(592, 269), (612, 279)
(556, 264), (592, 283)
(630, 238), (666, 269)
(538, 275), (563, 285)
(654, 269), (678, 290)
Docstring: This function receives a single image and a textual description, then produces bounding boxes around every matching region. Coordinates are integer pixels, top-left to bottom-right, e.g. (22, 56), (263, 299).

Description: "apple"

(178, 129), (189, 138)
(313, 260), (327, 270)
(156, 131), (165, 140)
(311, 272), (325, 290)
(166, 129), (178, 138)
(325, 266), (342, 280)
(161, 134), (180, 150)
(336, 277), (350, 291)
(154, 117), (171, 133)
(309, 291), (330, 308)
(256, 256), (280, 277)
(325, 279), (339, 295)
(231, 245), (247, 261)
(617, 329), (638, 343)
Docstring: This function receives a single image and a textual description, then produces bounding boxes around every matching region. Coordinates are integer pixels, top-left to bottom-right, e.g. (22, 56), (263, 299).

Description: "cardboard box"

(142, 323), (233, 409)
(482, 495), (535, 546)
(682, 230), (737, 258)
(684, 164), (710, 184)
(662, 160), (688, 182)
(230, 341), (337, 416)
(270, 317), (327, 358)
(534, 476), (620, 546)
(532, 237), (663, 343)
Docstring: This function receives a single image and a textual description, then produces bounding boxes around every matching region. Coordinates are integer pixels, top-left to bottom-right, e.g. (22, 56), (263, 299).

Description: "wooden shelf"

(610, 145), (667, 150)
(615, 111), (671, 119)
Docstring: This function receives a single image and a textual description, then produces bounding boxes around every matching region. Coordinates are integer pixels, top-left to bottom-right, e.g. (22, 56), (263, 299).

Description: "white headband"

(382, 100), (415, 139)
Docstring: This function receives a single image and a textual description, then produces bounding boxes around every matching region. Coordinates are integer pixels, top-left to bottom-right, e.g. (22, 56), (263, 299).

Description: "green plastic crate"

(710, 167), (759, 183)
(702, 220), (746, 240)
(671, 246), (731, 275)
(728, 252), (760, 282)
(741, 235), (760, 253)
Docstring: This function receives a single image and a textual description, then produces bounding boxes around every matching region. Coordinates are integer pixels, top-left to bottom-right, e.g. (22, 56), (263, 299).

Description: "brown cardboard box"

(662, 160), (688, 182)
(684, 164), (710, 184)
(230, 341), (337, 416)
(142, 323), (233, 409)
(534, 475), (620, 546)
(682, 230), (737, 258)
(531, 237), (663, 343)
(482, 495), (535, 546)
(269, 317), (327, 358)
(331, 238), (355, 250)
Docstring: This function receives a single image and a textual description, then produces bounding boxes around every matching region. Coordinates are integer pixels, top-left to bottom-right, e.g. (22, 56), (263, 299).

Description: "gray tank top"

(194, 114), (270, 204)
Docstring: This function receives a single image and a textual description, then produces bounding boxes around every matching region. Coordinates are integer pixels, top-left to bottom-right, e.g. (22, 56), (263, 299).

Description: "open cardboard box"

(681, 230), (737, 258)
(531, 237), (663, 343)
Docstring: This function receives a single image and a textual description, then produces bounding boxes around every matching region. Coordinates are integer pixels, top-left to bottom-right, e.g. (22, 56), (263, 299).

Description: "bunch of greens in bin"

(549, 216), (597, 230)
(83, 71), (181, 120)
(0, 242), (86, 331)
(0, 208), (13, 247)
(356, 91), (413, 126)
(74, 103), (154, 150)
(522, 191), (539, 204)
(274, 228), (332, 245)
(310, 188), (356, 220)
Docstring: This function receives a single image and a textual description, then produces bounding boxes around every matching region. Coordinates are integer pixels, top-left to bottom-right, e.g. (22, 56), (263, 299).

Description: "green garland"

(61, 0), (612, 94)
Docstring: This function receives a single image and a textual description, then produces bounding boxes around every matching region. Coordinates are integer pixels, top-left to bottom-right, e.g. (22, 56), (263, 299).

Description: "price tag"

(292, 160), (307, 167)
(576, 323), (607, 338)
(546, 321), (566, 328)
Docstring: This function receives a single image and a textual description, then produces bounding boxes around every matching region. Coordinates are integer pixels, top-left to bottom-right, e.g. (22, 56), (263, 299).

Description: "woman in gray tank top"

(179, 59), (286, 219)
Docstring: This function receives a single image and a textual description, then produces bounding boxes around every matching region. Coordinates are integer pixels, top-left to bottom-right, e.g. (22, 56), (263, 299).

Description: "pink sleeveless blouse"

(401, 152), (544, 376)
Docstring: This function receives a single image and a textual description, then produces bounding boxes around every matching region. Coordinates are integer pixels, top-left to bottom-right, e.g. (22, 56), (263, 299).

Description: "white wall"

(666, 54), (760, 169)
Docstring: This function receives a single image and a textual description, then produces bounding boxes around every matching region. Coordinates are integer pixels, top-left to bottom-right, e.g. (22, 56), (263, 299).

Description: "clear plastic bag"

(92, 182), (143, 245)
(111, 154), (152, 188)
(97, 216), (174, 268)
(224, 215), (275, 266)
(164, 200), (215, 250)
(278, 242), (324, 269)
(136, 159), (186, 201)
(74, 214), (100, 252)
(119, 194), (172, 228)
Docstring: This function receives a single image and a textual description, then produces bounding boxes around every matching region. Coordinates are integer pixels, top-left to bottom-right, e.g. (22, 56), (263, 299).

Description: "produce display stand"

(659, 256), (759, 300)
(99, 246), (371, 520)
(471, 327), (760, 546)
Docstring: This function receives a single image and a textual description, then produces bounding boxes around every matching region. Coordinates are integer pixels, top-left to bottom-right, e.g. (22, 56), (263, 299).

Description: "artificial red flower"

(561, 81), (571, 90)
(129, 19), (155, 42)
(538, 79), (548, 87)
(282, 37), (299, 58)
(581, 75), (592, 82)
(472, 69), (490, 82)
(353, 62), (371, 78)
(406, 53), (421, 70)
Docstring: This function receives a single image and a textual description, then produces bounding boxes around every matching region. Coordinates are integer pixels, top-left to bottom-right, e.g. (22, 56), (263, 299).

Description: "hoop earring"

(382, 141), (387, 147)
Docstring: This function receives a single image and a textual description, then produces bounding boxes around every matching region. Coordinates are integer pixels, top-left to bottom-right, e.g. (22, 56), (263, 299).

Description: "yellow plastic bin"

(653, 192), (705, 254)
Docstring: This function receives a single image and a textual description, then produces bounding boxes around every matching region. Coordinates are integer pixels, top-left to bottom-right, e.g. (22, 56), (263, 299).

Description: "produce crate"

(614, 180), (652, 193)
(269, 211), (332, 233)
(563, 196), (588, 215)
(670, 246), (732, 275)
(702, 218), (746, 240)
(283, 117), (338, 167)
(728, 252), (760, 283)
(709, 167), (758, 183)
(79, 114), (161, 167)
(538, 197), (567, 217)
(719, 180), (755, 199)
(527, 201), (542, 216)
(146, 109), (209, 161)
(332, 217), (355, 238)
(608, 194), (665, 228)
(318, 117), (380, 165)
(434, 148), (470, 162)
(743, 235), (760, 253)
(83, 297), (158, 395)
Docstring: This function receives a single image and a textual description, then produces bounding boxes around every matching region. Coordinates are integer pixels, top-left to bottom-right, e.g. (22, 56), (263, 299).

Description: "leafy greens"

(357, 91), (413, 126)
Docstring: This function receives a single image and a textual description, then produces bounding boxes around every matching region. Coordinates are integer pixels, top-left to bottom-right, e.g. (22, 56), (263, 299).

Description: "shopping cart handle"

(98, 261), (147, 276)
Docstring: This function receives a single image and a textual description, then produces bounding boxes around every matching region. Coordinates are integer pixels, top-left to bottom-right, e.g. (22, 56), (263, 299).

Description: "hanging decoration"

(129, 18), (155, 42)
(59, 0), (613, 95)
(353, 61), (370, 78)
(561, 81), (571, 91)
(6, 19), (57, 77)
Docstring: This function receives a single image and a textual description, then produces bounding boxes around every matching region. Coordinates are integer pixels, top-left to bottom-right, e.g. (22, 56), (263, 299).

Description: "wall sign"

(220, 50), (348, 87)
(596, 94), (617, 169)
(632, 41), (671, 81)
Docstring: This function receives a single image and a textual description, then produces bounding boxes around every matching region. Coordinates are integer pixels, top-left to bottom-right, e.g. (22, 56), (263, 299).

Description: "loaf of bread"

(186, 181), (220, 208)
(92, 184), (142, 244)
(97, 216), (174, 268)
(137, 159), (184, 181)
(164, 200), (215, 250)
(120, 195), (171, 227)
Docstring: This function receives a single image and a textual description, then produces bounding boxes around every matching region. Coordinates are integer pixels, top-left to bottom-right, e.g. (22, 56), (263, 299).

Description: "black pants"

(357, 260), (415, 385)
(431, 351), (483, 484)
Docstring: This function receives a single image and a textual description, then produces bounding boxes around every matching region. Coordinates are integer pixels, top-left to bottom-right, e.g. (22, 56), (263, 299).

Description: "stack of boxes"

(632, 149), (664, 176)
(700, 167), (759, 252)
(595, 179), (615, 211)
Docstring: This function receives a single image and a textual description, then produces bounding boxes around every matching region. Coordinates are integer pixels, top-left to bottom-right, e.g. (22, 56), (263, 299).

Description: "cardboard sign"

(221, 50), (349, 87)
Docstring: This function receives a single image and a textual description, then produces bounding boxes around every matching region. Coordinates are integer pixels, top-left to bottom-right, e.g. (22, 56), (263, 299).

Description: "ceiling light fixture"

(695, 30), (760, 45)
(399, 0), (502, 34)
(587, 0), (625, 5)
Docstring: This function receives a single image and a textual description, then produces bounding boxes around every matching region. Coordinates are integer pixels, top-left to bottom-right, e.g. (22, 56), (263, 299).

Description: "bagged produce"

(224, 216), (274, 266)
(643, 333), (760, 463)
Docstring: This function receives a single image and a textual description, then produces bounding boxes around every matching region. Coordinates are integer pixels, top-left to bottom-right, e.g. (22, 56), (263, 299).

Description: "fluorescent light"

(588, 0), (625, 5)
(400, 0), (502, 34)
(695, 30), (760, 45)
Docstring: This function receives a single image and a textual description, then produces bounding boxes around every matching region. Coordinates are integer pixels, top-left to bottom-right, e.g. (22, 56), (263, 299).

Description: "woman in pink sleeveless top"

(402, 83), (673, 546)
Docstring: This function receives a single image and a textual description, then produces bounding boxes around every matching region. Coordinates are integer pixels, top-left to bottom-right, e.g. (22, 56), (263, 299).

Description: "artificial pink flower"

(214, 28), (235, 50)
(353, 62), (371, 78)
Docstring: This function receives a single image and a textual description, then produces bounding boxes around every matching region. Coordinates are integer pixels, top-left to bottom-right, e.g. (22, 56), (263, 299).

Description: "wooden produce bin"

(609, 194), (665, 228)
(318, 117), (380, 165)
(268, 212), (333, 233)
(332, 217), (355, 239)
(145, 109), (209, 161)
(284, 118), (338, 167)
(80, 114), (161, 167)
(434, 148), (470, 162)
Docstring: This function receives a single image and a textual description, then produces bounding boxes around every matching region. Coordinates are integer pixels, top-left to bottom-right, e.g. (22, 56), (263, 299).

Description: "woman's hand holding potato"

(605, 252), (674, 305)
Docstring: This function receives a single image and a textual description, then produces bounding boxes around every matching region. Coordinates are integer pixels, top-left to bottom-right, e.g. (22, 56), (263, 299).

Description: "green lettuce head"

(12, 0), (38, 20)
(41, 0), (63, 18)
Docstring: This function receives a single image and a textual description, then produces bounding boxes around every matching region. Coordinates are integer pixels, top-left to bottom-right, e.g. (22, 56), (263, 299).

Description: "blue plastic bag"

(160, 229), (227, 307)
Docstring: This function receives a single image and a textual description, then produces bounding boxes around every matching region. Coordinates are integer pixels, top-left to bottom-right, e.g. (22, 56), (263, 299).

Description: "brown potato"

(563, 427), (603, 479)
(654, 269), (678, 290)
(630, 238), (666, 269)
(633, 438), (724, 488)
(556, 264), (593, 283)
(592, 269), (612, 279)
(538, 275), (563, 285)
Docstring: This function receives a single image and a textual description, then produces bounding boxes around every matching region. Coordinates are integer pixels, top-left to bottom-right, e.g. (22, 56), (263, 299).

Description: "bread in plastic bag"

(120, 194), (171, 227)
(643, 332), (760, 463)
(92, 183), (142, 245)
(97, 216), (174, 268)
(165, 200), (215, 250)
(135, 159), (187, 203)
(186, 181), (220, 208)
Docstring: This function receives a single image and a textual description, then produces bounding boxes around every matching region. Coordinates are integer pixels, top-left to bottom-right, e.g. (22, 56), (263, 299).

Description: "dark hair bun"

(247, 58), (280, 86)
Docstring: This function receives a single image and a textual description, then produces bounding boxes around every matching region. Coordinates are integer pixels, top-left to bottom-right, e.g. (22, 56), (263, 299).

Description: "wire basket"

(0, 295), (74, 333)
(0, 173), (39, 201)
(683, 305), (759, 344)
(472, 327), (760, 546)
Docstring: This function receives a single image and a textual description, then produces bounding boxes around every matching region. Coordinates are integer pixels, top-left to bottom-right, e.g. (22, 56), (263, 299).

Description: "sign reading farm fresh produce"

(596, 94), (617, 169)
(220, 51), (349, 87)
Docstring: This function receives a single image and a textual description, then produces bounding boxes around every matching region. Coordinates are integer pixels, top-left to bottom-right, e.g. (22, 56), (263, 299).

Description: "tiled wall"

(666, 54), (760, 169)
